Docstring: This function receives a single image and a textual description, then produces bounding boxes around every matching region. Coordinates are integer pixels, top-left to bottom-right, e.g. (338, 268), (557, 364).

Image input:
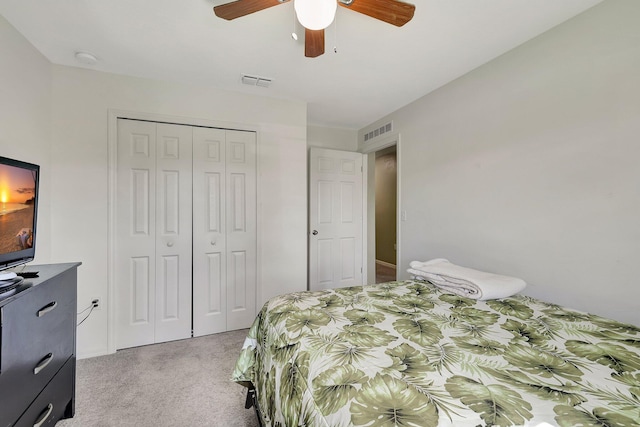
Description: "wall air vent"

(363, 121), (393, 143)
(241, 73), (272, 88)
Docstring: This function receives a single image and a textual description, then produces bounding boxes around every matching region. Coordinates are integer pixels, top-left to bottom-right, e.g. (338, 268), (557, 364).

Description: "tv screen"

(0, 156), (39, 273)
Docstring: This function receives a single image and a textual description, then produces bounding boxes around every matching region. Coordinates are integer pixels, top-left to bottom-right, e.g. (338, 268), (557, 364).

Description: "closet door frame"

(107, 109), (260, 355)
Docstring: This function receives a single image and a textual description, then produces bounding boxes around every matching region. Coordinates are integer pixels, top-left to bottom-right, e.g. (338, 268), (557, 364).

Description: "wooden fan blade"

(305, 29), (325, 58)
(339, 0), (415, 27)
(214, 0), (289, 20)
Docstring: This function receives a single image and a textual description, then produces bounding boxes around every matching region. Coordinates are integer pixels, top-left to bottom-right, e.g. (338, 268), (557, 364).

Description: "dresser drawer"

(0, 269), (76, 424)
(14, 357), (74, 427)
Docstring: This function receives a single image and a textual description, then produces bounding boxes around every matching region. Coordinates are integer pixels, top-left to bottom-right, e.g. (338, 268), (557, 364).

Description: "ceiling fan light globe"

(294, 0), (337, 30)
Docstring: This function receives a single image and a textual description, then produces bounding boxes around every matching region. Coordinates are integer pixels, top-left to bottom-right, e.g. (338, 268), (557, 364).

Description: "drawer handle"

(37, 301), (58, 317)
(34, 353), (54, 375)
(33, 403), (53, 427)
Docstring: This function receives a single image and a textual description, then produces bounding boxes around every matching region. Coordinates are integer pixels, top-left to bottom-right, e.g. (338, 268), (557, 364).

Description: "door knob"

(167, 241), (174, 247)
(312, 230), (318, 235)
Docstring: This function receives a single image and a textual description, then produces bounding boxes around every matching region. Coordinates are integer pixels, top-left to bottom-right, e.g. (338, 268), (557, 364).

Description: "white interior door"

(192, 127), (227, 336)
(115, 119), (192, 349)
(225, 130), (257, 331)
(309, 148), (363, 291)
(154, 123), (193, 343)
(116, 119), (157, 349)
(193, 128), (256, 336)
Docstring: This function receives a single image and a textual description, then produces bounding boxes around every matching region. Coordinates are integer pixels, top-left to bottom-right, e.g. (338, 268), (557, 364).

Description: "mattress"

(232, 280), (640, 426)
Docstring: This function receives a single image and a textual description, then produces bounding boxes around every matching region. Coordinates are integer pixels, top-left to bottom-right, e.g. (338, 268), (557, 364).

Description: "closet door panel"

(226, 130), (257, 331)
(154, 123), (193, 343)
(116, 119), (157, 349)
(159, 255), (180, 320)
(131, 256), (152, 324)
(205, 252), (223, 309)
(229, 250), (247, 310)
(230, 173), (247, 231)
(193, 127), (228, 336)
(206, 173), (223, 233)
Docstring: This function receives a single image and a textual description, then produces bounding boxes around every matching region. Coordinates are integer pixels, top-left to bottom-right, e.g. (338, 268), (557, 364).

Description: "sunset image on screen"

(0, 164), (36, 255)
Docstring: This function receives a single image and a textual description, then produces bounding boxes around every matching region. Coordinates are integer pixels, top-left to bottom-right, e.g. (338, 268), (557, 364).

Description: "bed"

(232, 280), (640, 426)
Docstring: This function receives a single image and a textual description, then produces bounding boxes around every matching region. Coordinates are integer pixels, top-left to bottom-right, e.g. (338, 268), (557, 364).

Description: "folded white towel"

(407, 258), (526, 300)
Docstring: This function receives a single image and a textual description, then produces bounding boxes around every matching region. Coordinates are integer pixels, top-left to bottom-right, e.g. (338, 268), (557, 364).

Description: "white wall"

(0, 16), (52, 263)
(48, 67), (308, 357)
(307, 125), (358, 151)
(360, 0), (640, 326)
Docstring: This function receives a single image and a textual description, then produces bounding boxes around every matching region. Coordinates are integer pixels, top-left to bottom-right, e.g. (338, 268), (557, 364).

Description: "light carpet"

(58, 329), (259, 427)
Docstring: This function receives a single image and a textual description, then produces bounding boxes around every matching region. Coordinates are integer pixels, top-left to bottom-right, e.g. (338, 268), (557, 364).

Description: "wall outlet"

(91, 297), (101, 310)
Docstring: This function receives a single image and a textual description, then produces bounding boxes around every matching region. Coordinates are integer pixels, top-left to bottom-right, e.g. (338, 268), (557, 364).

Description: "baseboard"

(375, 259), (396, 269)
(77, 347), (112, 359)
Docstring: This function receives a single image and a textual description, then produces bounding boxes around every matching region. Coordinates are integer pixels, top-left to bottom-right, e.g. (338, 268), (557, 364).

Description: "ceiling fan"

(213, 0), (415, 58)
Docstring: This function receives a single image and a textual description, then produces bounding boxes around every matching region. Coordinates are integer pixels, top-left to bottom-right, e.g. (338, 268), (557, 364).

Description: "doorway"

(374, 146), (397, 283)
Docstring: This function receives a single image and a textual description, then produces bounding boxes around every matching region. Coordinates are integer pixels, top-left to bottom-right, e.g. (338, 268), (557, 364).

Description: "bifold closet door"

(115, 119), (193, 349)
(192, 128), (257, 336)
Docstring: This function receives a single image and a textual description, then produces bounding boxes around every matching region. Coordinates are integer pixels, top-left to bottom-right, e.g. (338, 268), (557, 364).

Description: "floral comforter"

(231, 281), (640, 426)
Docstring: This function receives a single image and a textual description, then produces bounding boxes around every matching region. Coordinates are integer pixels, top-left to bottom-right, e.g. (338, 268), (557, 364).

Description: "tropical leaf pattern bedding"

(231, 280), (640, 426)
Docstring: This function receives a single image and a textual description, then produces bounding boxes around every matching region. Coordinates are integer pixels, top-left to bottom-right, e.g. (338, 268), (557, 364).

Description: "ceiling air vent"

(241, 74), (272, 88)
(363, 121), (393, 143)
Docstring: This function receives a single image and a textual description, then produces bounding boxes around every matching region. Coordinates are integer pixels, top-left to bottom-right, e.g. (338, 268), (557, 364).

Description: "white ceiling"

(0, 0), (602, 130)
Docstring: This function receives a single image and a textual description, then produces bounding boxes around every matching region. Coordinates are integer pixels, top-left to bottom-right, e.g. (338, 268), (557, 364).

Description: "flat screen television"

(0, 156), (39, 279)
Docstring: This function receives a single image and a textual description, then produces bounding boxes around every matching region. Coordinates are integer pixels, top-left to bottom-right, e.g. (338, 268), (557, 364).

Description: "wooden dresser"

(0, 263), (80, 427)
